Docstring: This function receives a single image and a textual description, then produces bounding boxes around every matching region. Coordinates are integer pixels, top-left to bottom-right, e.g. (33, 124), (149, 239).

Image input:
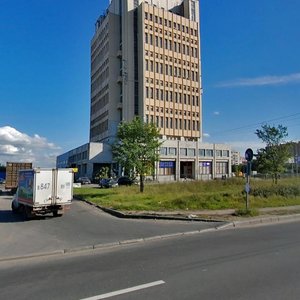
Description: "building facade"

(57, 0), (231, 181)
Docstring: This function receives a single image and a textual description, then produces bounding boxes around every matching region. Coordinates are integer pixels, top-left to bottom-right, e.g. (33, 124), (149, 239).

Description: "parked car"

(99, 178), (118, 188)
(77, 177), (91, 185)
(117, 176), (134, 186)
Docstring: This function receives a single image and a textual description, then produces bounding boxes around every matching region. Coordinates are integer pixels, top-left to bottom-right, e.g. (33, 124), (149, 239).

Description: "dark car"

(99, 178), (118, 188)
(117, 176), (134, 186)
(77, 177), (91, 185)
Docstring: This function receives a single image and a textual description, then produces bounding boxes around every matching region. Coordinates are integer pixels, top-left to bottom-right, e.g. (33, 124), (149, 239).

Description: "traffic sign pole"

(245, 148), (253, 210)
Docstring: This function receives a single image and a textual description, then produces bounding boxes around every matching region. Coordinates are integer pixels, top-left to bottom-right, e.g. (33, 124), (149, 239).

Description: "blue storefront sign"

(159, 161), (175, 168)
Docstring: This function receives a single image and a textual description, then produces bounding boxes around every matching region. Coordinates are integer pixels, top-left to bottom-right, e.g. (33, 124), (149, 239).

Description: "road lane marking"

(80, 280), (165, 299)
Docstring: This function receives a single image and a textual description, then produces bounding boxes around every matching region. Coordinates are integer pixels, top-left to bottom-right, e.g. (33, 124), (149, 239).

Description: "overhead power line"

(208, 112), (300, 137)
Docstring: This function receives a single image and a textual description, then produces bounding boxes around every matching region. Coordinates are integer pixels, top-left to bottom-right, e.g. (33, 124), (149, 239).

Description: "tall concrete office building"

(90, 0), (202, 144)
(57, 0), (231, 181)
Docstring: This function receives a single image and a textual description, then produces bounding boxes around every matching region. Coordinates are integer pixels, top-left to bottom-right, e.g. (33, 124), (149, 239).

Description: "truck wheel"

(11, 202), (19, 214)
(53, 210), (63, 217)
(24, 206), (33, 220)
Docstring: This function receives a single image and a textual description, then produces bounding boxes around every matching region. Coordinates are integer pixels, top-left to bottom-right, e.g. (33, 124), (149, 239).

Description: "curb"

(3, 200), (300, 263)
(0, 226), (219, 263)
(2, 214), (300, 263)
(77, 197), (224, 223)
(216, 213), (300, 229)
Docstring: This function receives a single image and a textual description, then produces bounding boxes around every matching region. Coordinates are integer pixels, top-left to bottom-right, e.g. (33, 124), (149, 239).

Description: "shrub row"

(251, 185), (300, 198)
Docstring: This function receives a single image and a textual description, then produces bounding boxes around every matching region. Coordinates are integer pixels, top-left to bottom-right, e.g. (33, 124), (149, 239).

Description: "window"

(169, 147), (177, 155)
(216, 162), (229, 174)
(160, 89), (164, 100)
(216, 150), (222, 157)
(199, 149), (205, 157)
(223, 150), (230, 157)
(180, 148), (187, 156)
(159, 161), (175, 176)
(188, 148), (195, 156)
(160, 147), (167, 155)
(199, 162), (212, 175)
(150, 87), (153, 98)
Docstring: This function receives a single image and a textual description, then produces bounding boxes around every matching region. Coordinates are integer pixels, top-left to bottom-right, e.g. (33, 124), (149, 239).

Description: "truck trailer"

(5, 162), (33, 194)
(11, 168), (73, 218)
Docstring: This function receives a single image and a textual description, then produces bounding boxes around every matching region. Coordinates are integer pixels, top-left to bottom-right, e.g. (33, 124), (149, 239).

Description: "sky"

(0, 0), (299, 167)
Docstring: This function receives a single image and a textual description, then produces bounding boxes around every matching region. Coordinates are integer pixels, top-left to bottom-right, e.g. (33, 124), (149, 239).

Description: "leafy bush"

(251, 185), (300, 198)
(235, 208), (259, 217)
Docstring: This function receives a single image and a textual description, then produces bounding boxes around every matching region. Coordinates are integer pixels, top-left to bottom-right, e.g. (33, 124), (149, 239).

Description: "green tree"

(255, 124), (291, 183)
(112, 117), (162, 192)
(93, 166), (110, 183)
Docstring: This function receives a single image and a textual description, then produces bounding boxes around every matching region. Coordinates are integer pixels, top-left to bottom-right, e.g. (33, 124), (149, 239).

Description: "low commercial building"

(57, 141), (231, 182)
(56, 142), (112, 181)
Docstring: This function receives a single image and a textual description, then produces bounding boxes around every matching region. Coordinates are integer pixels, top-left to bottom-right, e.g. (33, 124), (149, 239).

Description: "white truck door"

(55, 169), (73, 204)
(34, 169), (53, 205)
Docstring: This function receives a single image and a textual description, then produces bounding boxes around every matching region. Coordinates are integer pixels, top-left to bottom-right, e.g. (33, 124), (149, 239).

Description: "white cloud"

(213, 111), (220, 116)
(0, 126), (61, 167)
(203, 132), (210, 138)
(216, 72), (300, 88)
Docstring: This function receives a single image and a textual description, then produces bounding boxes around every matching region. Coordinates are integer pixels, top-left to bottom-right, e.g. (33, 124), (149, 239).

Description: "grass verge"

(74, 177), (300, 212)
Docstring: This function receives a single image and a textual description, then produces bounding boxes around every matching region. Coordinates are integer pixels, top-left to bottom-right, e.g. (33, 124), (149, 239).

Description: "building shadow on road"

(0, 210), (55, 223)
(0, 210), (25, 223)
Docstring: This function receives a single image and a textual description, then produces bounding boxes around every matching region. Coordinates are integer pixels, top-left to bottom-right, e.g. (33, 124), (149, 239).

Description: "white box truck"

(11, 168), (73, 218)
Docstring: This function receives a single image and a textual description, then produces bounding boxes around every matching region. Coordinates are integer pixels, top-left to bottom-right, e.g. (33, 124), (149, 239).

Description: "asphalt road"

(0, 194), (222, 260)
(1, 221), (300, 299)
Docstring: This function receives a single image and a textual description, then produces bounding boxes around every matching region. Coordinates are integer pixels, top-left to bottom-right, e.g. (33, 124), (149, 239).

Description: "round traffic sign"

(245, 148), (254, 161)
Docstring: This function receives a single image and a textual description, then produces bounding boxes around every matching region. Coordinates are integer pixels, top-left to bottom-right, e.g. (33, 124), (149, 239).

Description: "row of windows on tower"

(144, 12), (198, 37)
(145, 77), (199, 93)
(146, 106), (199, 118)
(145, 60), (198, 81)
(146, 115), (200, 132)
(145, 50), (198, 69)
(145, 33), (198, 57)
(145, 87), (199, 105)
